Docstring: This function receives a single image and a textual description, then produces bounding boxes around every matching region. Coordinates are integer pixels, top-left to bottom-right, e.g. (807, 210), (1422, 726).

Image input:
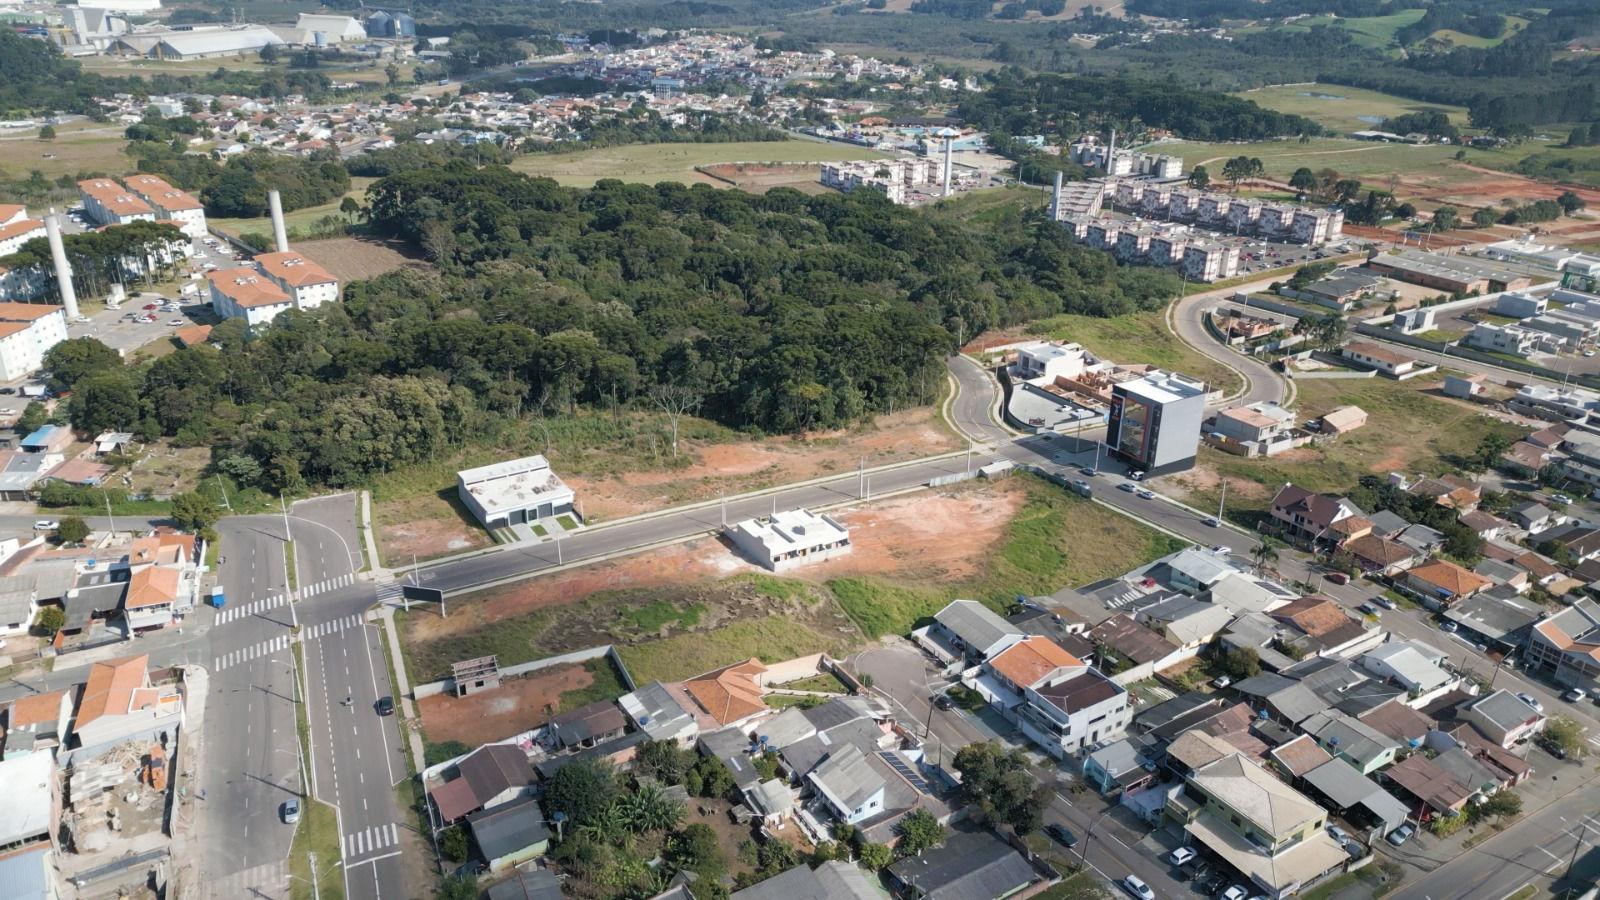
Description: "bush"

(56, 516), (89, 544)
(1429, 812), (1467, 837)
(33, 605), (65, 635)
(439, 825), (470, 862)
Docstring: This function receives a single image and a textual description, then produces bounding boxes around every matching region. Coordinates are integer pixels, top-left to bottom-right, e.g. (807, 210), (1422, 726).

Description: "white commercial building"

(457, 455), (575, 529)
(123, 174), (207, 239)
(1012, 341), (1089, 382)
(1467, 322), (1540, 357)
(726, 509), (851, 571)
(254, 251), (339, 309)
(0, 303), (68, 382)
(289, 13), (367, 44)
(208, 266), (294, 328)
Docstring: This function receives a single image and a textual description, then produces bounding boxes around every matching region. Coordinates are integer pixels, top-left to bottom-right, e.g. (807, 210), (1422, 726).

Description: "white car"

(33, 519), (58, 531)
(1222, 887), (1250, 900)
(1517, 692), (1545, 714)
(1169, 847), (1196, 866)
(1122, 875), (1155, 900)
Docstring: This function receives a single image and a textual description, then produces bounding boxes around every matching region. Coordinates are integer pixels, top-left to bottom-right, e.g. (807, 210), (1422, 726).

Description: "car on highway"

(1324, 571), (1349, 585)
(1357, 602), (1382, 618)
(1440, 619), (1459, 633)
(166, 319), (185, 327)
(1078, 465), (1097, 476)
(1370, 595), (1395, 610)
(1564, 688), (1588, 703)
(1045, 823), (1078, 847)
(1121, 875), (1155, 900)
(1136, 488), (1156, 500)
(1203, 516), (1220, 527)
(1169, 847), (1196, 866)
(1551, 493), (1574, 505)
(376, 695), (395, 716)
(1118, 482), (1136, 492)
(281, 798), (300, 824)
(1385, 824), (1414, 846)
(934, 692), (954, 710)
(1516, 692), (1544, 714)
(33, 519), (58, 531)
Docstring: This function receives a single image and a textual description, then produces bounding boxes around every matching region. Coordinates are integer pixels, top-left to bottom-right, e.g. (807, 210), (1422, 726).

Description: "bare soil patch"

(700, 162), (831, 194)
(416, 662), (593, 746)
(565, 407), (960, 521)
(376, 490), (491, 564)
(295, 235), (425, 283)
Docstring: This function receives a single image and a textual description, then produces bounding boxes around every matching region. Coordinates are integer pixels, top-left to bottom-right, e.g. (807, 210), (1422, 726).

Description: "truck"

(208, 586), (225, 609)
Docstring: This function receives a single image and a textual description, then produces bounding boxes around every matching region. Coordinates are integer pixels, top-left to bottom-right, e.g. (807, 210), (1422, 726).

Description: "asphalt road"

(1168, 274), (1295, 408)
(288, 494), (407, 900)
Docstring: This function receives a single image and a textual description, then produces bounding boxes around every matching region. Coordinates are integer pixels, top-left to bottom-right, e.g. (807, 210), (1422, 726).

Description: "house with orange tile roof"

(0, 217), (44, 257)
(122, 174), (207, 238)
(683, 658), (770, 728)
(77, 178), (155, 226)
(973, 636), (1129, 758)
(70, 654), (184, 758)
(3, 688), (72, 756)
(123, 566), (182, 630)
(1525, 597), (1600, 693)
(1403, 559), (1492, 608)
(0, 204), (26, 228)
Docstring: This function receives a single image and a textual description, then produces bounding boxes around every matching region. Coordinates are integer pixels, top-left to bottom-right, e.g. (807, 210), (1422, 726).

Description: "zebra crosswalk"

(303, 613), (364, 641)
(376, 582), (406, 604)
(207, 860), (288, 899)
(213, 634), (291, 671)
(214, 593), (288, 624)
(301, 572), (358, 598)
(344, 822), (400, 858)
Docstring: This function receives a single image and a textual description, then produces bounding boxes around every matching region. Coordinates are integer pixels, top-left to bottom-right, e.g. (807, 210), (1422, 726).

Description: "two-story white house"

(974, 636), (1130, 758)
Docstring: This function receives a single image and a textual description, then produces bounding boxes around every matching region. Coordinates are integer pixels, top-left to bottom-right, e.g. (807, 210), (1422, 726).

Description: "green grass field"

(618, 616), (851, 684)
(1233, 84), (1468, 135)
(1174, 378), (1528, 523)
(509, 139), (887, 187)
(0, 123), (129, 181)
(1030, 309), (1244, 397)
(1271, 9), (1426, 49)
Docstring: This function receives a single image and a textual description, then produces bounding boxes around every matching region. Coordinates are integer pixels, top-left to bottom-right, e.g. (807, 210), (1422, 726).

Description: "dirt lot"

(295, 236), (424, 283)
(562, 406), (961, 522)
(1396, 163), (1600, 212)
(700, 162), (832, 194)
(416, 661), (595, 747)
(375, 489), (492, 566)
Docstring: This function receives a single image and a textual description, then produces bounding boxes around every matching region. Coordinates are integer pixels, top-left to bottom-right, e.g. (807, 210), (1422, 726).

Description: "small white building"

(123, 174), (207, 239)
(1012, 341), (1087, 382)
(208, 266), (293, 328)
(0, 303), (68, 382)
(1467, 322), (1540, 357)
(457, 455), (575, 529)
(254, 251), (339, 309)
(726, 509), (850, 571)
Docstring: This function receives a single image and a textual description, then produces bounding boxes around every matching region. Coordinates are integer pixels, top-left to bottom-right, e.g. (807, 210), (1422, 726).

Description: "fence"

(929, 470), (980, 488)
(412, 644), (635, 699)
(1354, 320), (1600, 391)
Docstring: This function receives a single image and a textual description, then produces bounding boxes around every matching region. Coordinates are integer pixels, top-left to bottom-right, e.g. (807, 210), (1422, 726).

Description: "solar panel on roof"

(879, 751), (930, 793)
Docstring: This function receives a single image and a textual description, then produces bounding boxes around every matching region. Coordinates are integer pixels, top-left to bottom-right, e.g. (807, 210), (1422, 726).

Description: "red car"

(1325, 571), (1350, 585)
(142, 303), (159, 310)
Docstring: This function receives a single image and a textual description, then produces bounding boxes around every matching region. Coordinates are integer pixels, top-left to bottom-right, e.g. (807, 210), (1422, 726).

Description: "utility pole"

(103, 490), (117, 540)
(1566, 820), (1588, 883)
(1217, 478), (1227, 523)
(719, 491), (726, 528)
(215, 475), (231, 511)
(858, 456), (865, 500)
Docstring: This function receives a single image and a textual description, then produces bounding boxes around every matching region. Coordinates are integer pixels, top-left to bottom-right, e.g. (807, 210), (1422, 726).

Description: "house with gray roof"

(1463, 689), (1545, 748)
(1444, 590), (1542, 652)
(886, 829), (1039, 900)
(732, 860), (885, 900)
(1367, 510), (1411, 539)
(1300, 710), (1402, 775)
(917, 599), (1023, 667)
(466, 796), (549, 873)
(1130, 594), (1236, 649)
(618, 681), (700, 747)
(1299, 758), (1409, 836)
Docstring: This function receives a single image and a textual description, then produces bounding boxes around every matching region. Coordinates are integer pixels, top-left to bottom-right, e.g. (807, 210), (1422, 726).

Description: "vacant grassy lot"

(0, 125), (129, 181)
(510, 139), (887, 187)
(1235, 84), (1468, 135)
(618, 616), (851, 684)
(210, 177), (376, 237)
(829, 475), (1186, 637)
(1031, 309), (1244, 396)
(1170, 377), (1528, 524)
(1269, 9), (1426, 49)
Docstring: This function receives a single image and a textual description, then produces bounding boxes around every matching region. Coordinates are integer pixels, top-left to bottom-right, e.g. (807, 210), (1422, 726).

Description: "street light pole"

(1078, 807), (1114, 874)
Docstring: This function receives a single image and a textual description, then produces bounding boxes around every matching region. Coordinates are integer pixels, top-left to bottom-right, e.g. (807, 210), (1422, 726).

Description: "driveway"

(849, 640), (1007, 761)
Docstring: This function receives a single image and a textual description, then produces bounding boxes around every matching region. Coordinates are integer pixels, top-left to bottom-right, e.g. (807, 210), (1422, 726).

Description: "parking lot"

(55, 206), (238, 359)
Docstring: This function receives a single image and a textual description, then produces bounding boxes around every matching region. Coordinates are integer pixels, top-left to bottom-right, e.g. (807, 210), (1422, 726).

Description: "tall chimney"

(268, 189), (290, 253)
(942, 138), (954, 198)
(1051, 170), (1064, 220)
(44, 212), (80, 321)
(1106, 129), (1117, 175)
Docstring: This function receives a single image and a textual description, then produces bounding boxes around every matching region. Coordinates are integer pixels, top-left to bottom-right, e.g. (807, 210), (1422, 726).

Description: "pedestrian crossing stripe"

(213, 594), (287, 625)
(304, 614), (364, 641)
(303, 573), (357, 597)
(376, 583), (405, 603)
(211, 634), (291, 671)
(207, 860), (288, 899)
(344, 822), (400, 857)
